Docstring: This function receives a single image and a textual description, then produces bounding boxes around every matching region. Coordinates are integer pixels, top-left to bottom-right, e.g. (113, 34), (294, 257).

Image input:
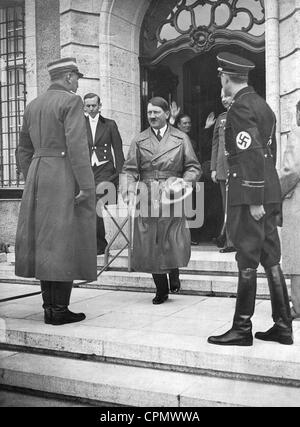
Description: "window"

(0, 2), (26, 189)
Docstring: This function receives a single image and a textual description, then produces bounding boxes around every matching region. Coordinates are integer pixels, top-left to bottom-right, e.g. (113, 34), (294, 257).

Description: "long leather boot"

(51, 281), (86, 325)
(41, 281), (52, 324)
(255, 264), (293, 344)
(152, 274), (169, 304)
(208, 268), (257, 346)
(169, 268), (181, 293)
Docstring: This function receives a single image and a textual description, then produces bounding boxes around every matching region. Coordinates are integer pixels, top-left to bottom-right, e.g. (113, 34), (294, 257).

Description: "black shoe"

(51, 309), (86, 325)
(255, 325), (293, 345)
(44, 309), (52, 324)
(191, 240), (199, 246)
(170, 278), (181, 293)
(152, 294), (168, 305)
(208, 328), (253, 346)
(219, 246), (236, 253)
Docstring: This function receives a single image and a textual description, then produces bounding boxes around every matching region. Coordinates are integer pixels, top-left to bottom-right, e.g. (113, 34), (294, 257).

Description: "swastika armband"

(236, 131), (252, 150)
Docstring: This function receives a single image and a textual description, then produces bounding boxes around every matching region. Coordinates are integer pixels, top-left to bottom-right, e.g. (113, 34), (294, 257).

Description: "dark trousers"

(227, 203), (281, 270)
(93, 162), (117, 254)
(97, 215), (108, 253)
(219, 180), (233, 247)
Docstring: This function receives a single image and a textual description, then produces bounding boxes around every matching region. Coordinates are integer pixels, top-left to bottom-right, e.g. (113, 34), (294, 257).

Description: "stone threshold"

(1, 318), (300, 387)
(1, 350), (300, 407)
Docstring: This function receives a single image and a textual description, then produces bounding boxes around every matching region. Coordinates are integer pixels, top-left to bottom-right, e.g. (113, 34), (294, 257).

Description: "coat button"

(233, 173), (237, 178)
(264, 154), (268, 158)
(104, 150), (107, 153)
(104, 156), (107, 159)
(61, 152), (65, 156)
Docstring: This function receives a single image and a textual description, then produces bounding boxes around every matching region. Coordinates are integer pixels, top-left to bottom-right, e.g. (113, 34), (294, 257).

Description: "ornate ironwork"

(141, 0), (265, 64)
(189, 26), (215, 52)
(157, 0), (265, 45)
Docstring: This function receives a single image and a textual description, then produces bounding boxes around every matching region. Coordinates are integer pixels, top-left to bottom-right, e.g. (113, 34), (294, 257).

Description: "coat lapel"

(152, 126), (182, 161)
(85, 116), (93, 147)
(94, 117), (107, 146)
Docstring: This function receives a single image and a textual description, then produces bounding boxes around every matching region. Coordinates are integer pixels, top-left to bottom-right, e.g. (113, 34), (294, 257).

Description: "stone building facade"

(0, 0), (299, 244)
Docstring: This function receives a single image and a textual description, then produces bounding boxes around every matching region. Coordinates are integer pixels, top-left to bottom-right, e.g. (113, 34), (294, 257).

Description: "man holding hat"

(208, 52), (293, 346)
(121, 97), (201, 304)
(15, 57), (97, 325)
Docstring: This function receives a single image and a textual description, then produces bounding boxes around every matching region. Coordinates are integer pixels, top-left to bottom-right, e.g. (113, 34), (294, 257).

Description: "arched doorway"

(140, 0), (265, 243)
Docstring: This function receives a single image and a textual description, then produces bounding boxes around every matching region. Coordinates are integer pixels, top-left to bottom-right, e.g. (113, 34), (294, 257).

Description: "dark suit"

(85, 114), (125, 253)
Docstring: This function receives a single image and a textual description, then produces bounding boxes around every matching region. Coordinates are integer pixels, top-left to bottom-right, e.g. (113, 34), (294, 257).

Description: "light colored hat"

(161, 178), (193, 206)
(47, 57), (84, 79)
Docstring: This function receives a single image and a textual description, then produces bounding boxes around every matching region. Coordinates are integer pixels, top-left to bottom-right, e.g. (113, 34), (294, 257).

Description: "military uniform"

(208, 52), (293, 347)
(225, 85), (281, 269)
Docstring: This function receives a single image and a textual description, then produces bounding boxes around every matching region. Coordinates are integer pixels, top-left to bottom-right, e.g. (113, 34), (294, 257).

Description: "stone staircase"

(0, 247), (283, 299)
(0, 248), (298, 407)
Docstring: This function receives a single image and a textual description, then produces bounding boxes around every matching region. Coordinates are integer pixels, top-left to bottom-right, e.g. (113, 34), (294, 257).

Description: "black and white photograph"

(0, 0), (300, 411)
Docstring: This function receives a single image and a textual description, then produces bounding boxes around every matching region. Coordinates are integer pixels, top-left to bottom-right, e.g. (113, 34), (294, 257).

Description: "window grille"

(0, 2), (26, 189)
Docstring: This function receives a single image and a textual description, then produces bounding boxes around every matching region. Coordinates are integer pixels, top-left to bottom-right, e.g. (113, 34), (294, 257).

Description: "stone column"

(25, 0), (38, 102)
(264, 0), (281, 166)
(98, 0), (151, 154)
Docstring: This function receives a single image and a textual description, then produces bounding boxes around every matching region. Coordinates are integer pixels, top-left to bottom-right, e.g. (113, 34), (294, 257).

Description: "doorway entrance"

(139, 0), (266, 244)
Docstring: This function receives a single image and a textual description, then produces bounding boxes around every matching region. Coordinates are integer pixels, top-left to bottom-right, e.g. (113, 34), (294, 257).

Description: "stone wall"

(0, 201), (21, 245)
(60, 0), (101, 98)
(36, 0), (60, 95)
(279, 0), (300, 156)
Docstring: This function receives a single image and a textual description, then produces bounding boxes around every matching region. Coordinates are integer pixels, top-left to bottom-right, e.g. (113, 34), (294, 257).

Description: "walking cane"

(215, 181), (228, 248)
(128, 180), (139, 271)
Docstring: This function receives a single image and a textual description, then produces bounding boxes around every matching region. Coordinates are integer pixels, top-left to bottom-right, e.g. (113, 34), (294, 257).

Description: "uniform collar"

(233, 85), (255, 101)
(48, 83), (72, 93)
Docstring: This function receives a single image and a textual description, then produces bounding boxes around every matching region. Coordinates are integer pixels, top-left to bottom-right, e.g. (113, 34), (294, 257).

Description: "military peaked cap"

(217, 52), (255, 76)
(47, 57), (84, 79)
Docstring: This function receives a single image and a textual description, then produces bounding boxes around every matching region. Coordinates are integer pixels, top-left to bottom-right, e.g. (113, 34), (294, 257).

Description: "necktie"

(157, 129), (162, 141)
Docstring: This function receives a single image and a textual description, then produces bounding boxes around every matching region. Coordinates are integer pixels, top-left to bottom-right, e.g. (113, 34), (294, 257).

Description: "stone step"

(4, 249), (266, 274)
(1, 350), (300, 407)
(0, 268), (278, 298)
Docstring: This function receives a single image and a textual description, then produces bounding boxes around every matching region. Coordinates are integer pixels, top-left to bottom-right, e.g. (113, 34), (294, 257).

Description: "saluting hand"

(249, 205), (265, 221)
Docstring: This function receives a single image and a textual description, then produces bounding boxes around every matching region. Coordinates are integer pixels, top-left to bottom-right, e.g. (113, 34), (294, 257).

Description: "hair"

(148, 96), (170, 112)
(176, 113), (191, 127)
(227, 74), (248, 84)
(296, 100), (300, 112)
(84, 93), (101, 104)
(177, 113), (191, 123)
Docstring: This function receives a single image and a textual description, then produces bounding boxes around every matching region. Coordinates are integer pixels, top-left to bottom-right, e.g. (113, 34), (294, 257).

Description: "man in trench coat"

(15, 57), (97, 325)
(121, 97), (201, 304)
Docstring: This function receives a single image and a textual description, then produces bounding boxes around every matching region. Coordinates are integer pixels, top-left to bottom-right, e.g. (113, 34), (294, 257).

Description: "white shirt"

(153, 124), (168, 139)
(89, 113), (100, 143)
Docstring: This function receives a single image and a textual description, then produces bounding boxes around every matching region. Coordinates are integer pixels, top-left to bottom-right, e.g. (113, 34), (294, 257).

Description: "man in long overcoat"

(83, 93), (125, 254)
(208, 52), (293, 346)
(15, 57), (97, 325)
(121, 97), (201, 304)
